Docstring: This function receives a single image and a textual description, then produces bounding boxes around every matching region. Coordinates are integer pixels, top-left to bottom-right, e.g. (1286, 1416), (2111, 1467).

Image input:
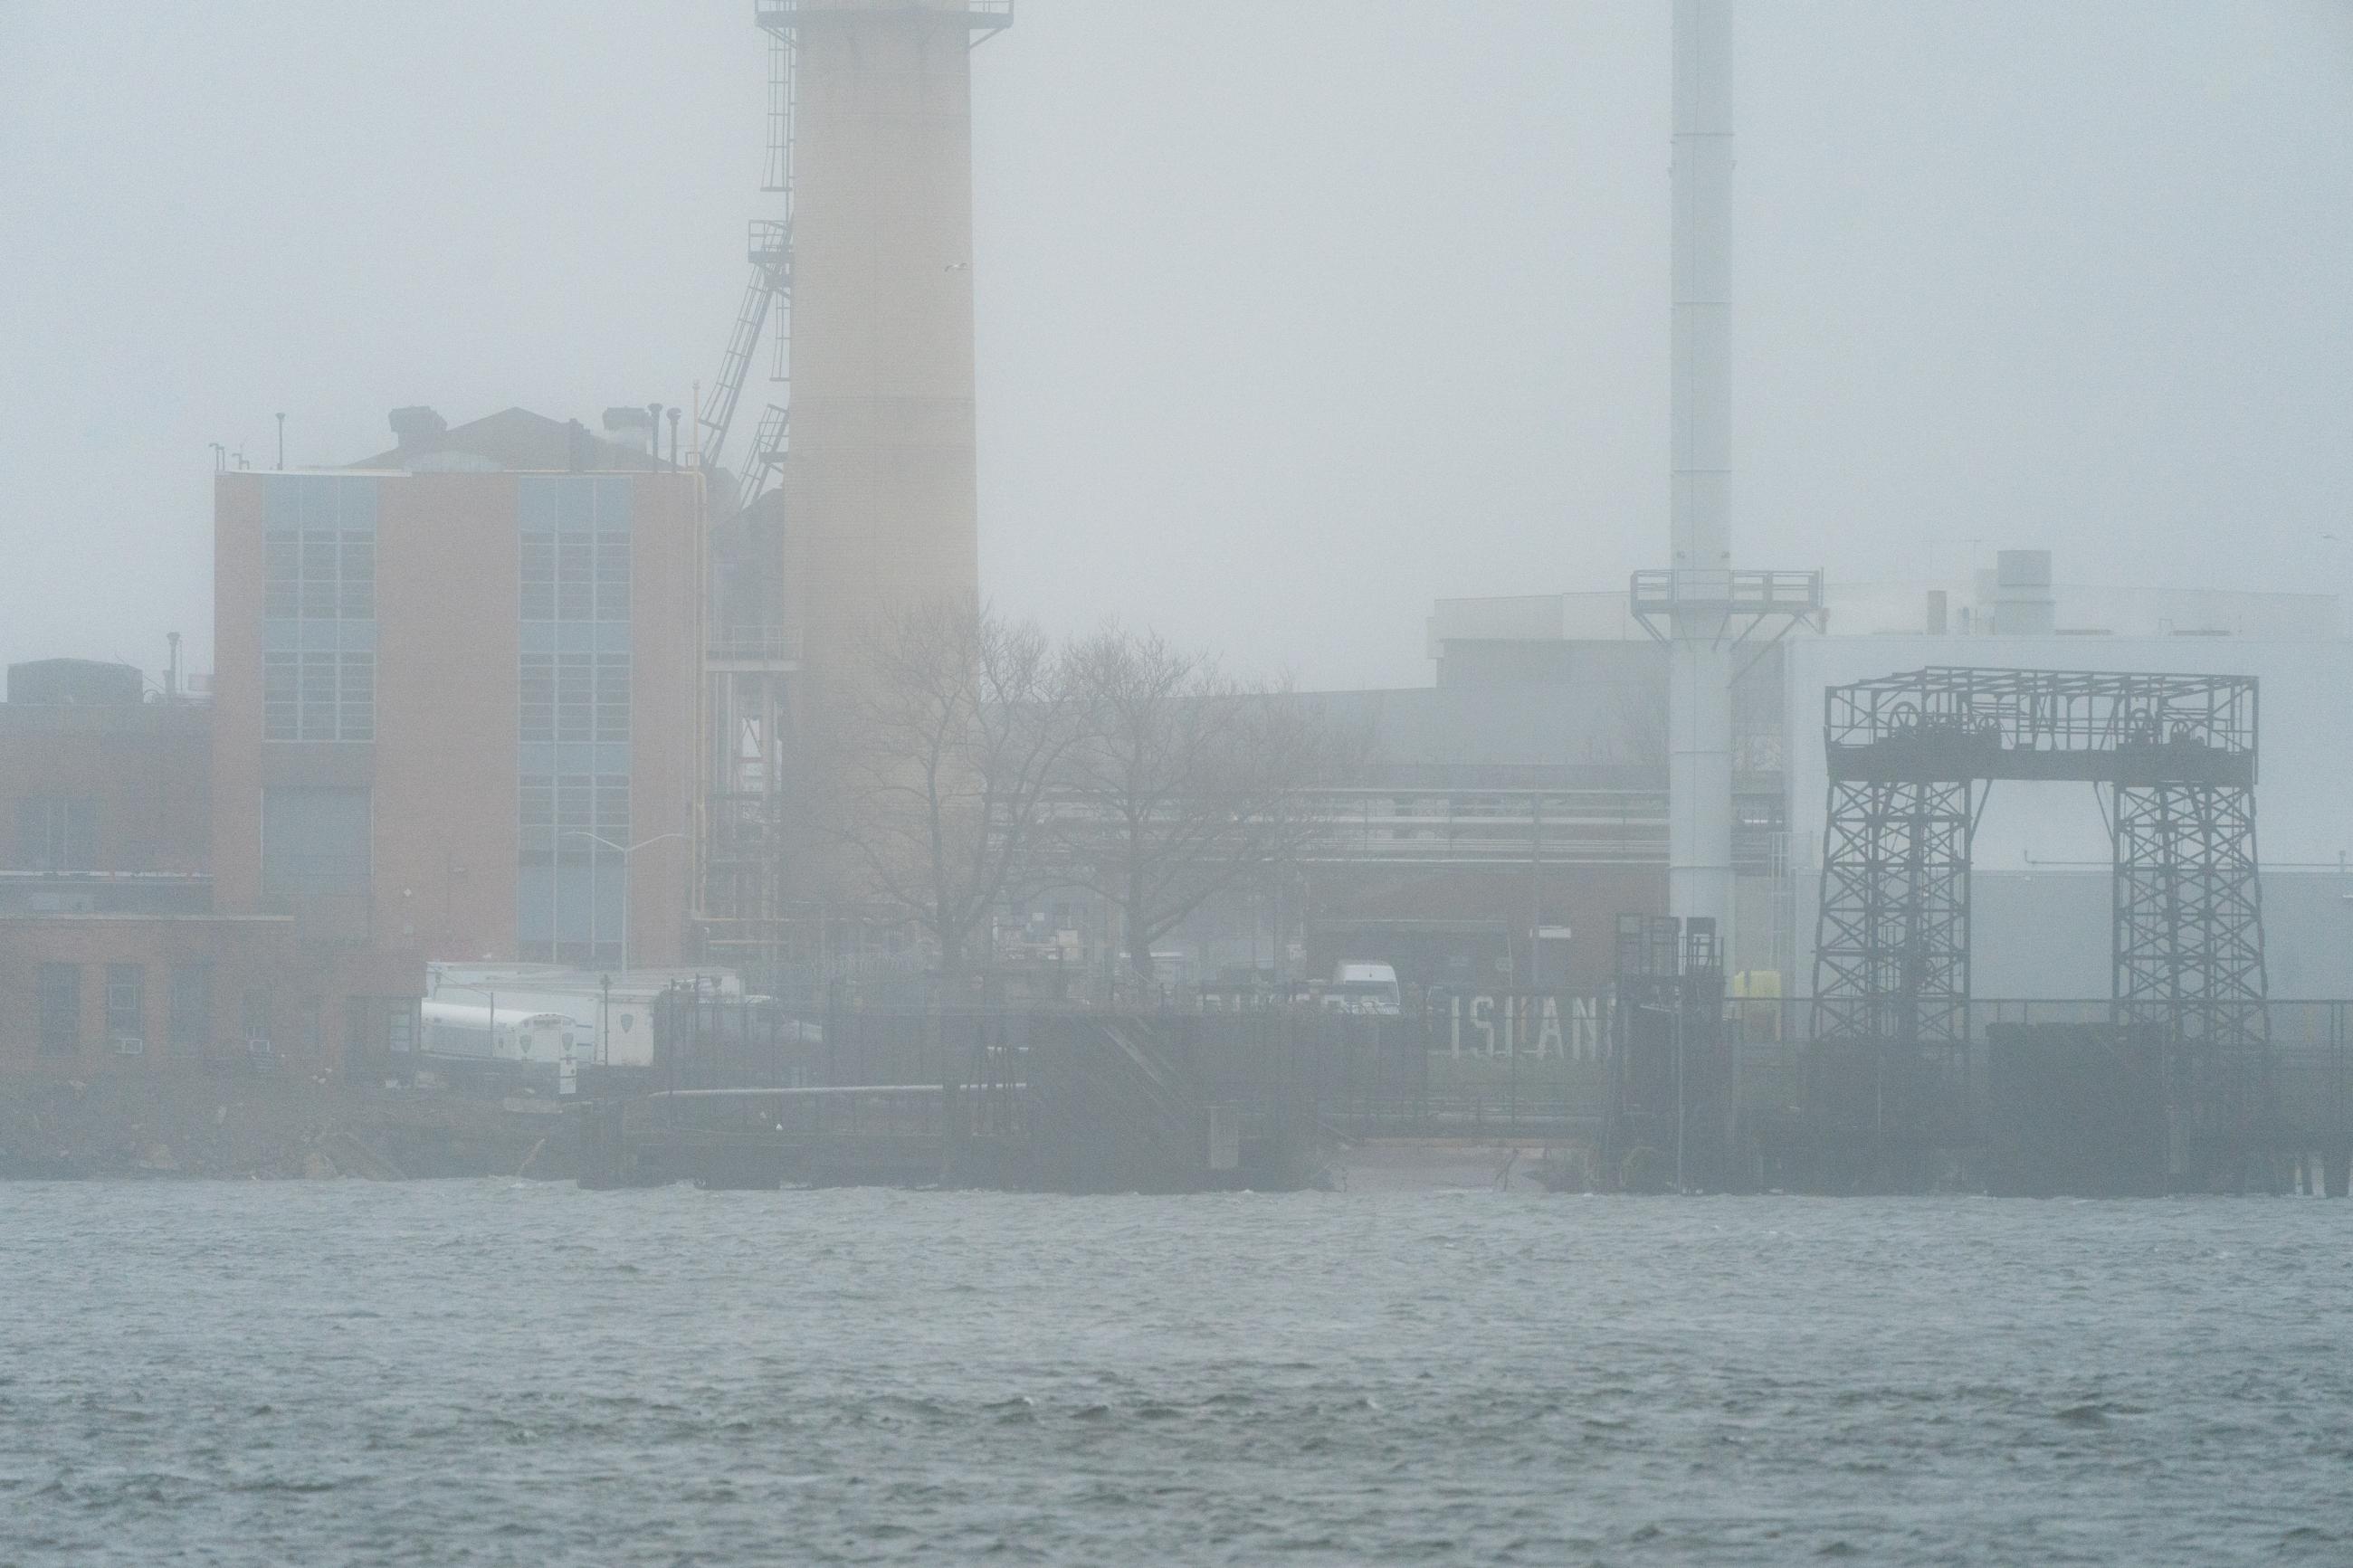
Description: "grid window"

(519, 480), (629, 626)
(262, 477), (374, 744)
(520, 534), (556, 621)
(595, 533), (631, 620)
(265, 532), (300, 618)
(557, 538), (594, 621)
(520, 653), (555, 744)
(300, 531), (338, 618)
(595, 653), (631, 743)
(339, 653), (375, 741)
(266, 651), (372, 741)
(595, 775), (630, 841)
(519, 778), (554, 860)
(557, 776), (595, 860)
(518, 773), (628, 962)
(557, 653), (594, 743)
(17, 797), (96, 872)
(38, 964), (80, 1056)
(519, 475), (632, 965)
(338, 535), (375, 620)
(522, 651), (626, 745)
(106, 964), (145, 1052)
(300, 651), (338, 737)
(263, 653), (297, 740)
(169, 964), (213, 1055)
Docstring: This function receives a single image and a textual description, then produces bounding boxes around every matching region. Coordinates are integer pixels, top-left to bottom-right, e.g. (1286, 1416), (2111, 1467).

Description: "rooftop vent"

(388, 406), (447, 450)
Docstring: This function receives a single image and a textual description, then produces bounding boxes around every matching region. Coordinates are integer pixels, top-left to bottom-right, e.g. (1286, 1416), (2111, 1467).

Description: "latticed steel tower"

(1810, 667), (2269, 1167)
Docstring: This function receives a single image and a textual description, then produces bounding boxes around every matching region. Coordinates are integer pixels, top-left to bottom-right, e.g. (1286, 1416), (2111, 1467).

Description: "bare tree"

(819, 602), (1077, 982)
(1044, 627), (1361, 982)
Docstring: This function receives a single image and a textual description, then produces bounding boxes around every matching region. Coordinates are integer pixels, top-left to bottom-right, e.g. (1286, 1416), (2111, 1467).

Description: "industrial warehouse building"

(1367, 555), (2353, 1001)
(1100, 553), (2353, 1011)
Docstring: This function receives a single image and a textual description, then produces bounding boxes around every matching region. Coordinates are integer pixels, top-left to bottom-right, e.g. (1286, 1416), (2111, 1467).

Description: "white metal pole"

(1669, 0), (1736, 945)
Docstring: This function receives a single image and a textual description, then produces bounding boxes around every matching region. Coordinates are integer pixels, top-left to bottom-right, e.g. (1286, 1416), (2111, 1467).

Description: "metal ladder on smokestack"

(698, 8), (800, 480)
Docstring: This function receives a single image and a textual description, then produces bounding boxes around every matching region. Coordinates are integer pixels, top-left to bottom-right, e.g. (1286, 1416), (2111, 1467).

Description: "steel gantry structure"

(1810, 666), (2269, 1163)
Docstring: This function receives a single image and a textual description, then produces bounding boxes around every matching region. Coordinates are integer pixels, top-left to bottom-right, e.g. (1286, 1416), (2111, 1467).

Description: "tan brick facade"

(0, 913), (415, 1076)
(211, 467), (700, 969)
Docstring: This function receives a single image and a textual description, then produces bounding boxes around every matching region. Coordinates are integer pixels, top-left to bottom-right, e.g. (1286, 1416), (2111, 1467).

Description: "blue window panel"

(557, 477), (594, 532)
(298, 475), (338, 527)
(515, 864), (555, 945)
(268, 620), (359, 658)
(552, 862), (594, 943)
(518, 476), (558, 531)
(286, 619), (376, 652)
(338, 478), (379, 532)
(594, 743), (631, 774)
(557, 743), (603, 775)
(595, 476), (633, 530)
(594, 861), (626, 946)
(519, 622), (557, 654)
(264, 477), (301, 529)
(556, 621), (597, 653)
(595, 621), (631, 653)
(519, 743), (558, 776)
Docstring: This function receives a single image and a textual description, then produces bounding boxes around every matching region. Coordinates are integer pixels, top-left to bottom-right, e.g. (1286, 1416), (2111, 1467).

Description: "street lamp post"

(562, 831), (685, 978)
(435, 976), (495, 1057)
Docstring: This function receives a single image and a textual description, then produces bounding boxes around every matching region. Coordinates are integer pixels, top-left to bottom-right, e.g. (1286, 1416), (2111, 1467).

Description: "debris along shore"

(0, 1072), (569, 1181)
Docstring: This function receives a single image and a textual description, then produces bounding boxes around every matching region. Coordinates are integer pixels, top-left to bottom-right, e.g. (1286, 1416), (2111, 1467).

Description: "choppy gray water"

(4, 1183), (2349, 1565)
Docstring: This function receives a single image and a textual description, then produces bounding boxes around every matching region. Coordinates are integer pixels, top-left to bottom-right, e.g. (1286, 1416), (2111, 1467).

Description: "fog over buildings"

(10, 11), (2353, 1560)
(4, 1), (2349, 689)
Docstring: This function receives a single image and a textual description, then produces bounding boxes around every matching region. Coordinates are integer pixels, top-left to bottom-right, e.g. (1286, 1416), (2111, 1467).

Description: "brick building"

(210, 409), (703, 970)
(2, 407), (705, 1078)
(0, 660), (209, 912)
(0, 660), (412, 1073)
(0, 912), (414, 1075)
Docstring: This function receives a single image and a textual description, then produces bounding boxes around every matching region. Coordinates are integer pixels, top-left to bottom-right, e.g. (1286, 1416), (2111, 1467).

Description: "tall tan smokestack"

(784, 0), (993, 690)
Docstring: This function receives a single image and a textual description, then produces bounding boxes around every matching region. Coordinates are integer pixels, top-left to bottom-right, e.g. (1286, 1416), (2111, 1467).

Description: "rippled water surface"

(5, 1182), (2350, 1564)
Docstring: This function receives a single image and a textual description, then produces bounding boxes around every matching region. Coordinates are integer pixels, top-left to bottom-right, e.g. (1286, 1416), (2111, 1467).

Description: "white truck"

(1324, 961), (1403, 1016)
(419, 1000), (584, 1065)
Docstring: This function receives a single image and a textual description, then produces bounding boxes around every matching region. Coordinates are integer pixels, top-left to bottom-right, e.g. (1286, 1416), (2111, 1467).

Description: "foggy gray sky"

(2, 1), (2348, 691)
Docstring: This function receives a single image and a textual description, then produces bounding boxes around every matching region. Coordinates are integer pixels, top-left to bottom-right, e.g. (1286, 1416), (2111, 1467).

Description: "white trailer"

(420, 1001), (583, 1066)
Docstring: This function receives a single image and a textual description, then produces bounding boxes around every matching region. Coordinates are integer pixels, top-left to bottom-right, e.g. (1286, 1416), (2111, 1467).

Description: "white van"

(1325, 962), (1403, 1016)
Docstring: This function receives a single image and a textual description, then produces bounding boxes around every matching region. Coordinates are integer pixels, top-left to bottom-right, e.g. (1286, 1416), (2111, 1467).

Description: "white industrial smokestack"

(1668, 0), (1735, 939)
